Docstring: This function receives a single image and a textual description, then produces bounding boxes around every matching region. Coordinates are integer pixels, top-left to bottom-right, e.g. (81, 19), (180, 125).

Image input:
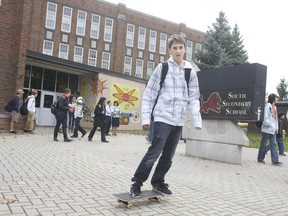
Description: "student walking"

(129, 34), (202, 198)
(257, 93), (283, 166)
(105, 100), (112, 136)
(277, 112), (286, 156)
(53, 88), (73, 142)
(24, 89), (38, 133)
(71, 91), (87, 138)
(88, 97), (109, 142)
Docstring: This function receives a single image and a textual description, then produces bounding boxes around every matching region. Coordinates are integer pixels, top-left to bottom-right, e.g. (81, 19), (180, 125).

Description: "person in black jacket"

(9, 89), (24, 133)
(277, 112), (286, 156)
(88, 97), (109, 142)
(53, 88), (73, 142)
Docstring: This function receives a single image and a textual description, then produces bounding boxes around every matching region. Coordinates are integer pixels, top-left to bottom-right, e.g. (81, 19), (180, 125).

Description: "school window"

(88, 49), (97, 67)
(104, 18), (113, 42)
(76, 10), (87, 36)
(196, 43), (202, 53)
(138, 27), (146, 50)
(58, 43), (69, 60)
(123, 56), (132, 75)
(73, 46), (83, 63)
(43, 40), (54, 56)
(147, 61), (155, 79)
(186, 40), (193, 61)
(0, 0), (2, 6)
(101, 52), (110, 70)
(149, 30), (157, 53)
(61, 6), (72, 33)
(90, 14), (100, 39)
(135, 59), (143, 78)
(45, 2), (57, 29)
(159, 33), (167, 55)
(126, 24), (135, 47)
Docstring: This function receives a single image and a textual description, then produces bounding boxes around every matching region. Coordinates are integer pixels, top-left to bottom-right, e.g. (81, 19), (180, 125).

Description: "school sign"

(197, 63), (267, 121)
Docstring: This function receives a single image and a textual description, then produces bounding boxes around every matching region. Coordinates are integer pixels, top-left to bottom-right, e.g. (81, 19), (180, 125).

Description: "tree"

(195, 11), (248, 70)
(276, 78), (288, 101)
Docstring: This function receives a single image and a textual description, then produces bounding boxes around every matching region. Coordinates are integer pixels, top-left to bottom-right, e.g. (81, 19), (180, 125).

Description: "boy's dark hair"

(267, 93), (278, 104)
(278, 112), (285, 118)
(64, 88), (71, 94)
(113, 101), (118, 106)
(75, 91), (80, 97)
(168, 34), (186, 49)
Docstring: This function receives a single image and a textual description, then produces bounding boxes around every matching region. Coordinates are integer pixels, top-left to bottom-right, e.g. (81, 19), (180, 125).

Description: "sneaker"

(64, 139), (73, 142)
(272, 161), (283, 166)
(9, 130), (17, 134)
(280, 153), (286, 156)
(101, 140), (109, 143)
(130, 183), (141, 198)
(257, 160), (265, 164)
(70, 135), (78, 138)
(153, 183), (172, 195)
(81, 132), (87, 138)
(53, 138), (58, 141)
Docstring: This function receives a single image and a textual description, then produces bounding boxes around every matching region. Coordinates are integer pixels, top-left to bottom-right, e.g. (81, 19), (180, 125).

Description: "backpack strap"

(151, 62), (168, 120)
(184, 68), (191, 89)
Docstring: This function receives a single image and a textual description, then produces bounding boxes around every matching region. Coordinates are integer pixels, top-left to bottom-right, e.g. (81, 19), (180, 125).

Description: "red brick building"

(0, 0), (205, 128)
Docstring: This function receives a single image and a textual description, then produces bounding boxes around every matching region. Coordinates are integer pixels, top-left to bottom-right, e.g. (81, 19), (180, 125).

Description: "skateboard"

(113, 189), (164, 208)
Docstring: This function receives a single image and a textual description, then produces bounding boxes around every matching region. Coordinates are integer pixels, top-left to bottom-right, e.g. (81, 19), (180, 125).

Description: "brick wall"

(0, 0), (205, 110)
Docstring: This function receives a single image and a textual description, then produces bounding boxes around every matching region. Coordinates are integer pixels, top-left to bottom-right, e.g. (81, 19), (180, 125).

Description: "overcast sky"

(106, 0), (287, 94)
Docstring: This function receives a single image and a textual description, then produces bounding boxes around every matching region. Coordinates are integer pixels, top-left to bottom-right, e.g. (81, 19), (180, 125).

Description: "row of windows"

(43, 40), (155, 79)
(46, 2), (113, 42)
(43, 40), (110, 69)
(46, 2), (201, 58)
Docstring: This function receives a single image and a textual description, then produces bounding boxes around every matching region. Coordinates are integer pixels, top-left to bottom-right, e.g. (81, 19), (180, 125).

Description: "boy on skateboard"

(130, 34), (202, 198)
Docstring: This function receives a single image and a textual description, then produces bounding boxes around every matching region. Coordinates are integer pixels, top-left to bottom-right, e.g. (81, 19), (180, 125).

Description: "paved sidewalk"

(0, 127), (288, 216)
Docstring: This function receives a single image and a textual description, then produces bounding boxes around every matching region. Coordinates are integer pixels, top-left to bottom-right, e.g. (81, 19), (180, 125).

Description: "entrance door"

(38, 91), (59, 126)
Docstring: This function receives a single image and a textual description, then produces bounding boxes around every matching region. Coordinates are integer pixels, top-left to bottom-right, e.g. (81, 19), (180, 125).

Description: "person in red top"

(53, 88), (73, 142)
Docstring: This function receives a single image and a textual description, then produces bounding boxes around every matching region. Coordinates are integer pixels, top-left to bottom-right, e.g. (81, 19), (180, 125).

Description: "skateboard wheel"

(157, 197), (162, 203)
(117, 199), (121, 203)
(127, 203), (133, 208)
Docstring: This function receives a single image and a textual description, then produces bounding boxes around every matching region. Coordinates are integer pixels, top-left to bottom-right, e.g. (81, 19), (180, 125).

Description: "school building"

(0, 0), (205, 130)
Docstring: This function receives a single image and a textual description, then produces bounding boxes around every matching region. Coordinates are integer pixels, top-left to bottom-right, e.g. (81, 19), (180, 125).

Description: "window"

(135, 59), (143, 78)
(186, 40), (193, 61)
(147, 61), (155, 79)
(45, 2), (57, 29)
(90, 14), (100, 39)
(159, 33), (167, 55)
(0, 0), (2, 6)
(101, 52), (110, 70)
(59, 43), (69, 60)
(43, 40), (54, 56)
(126, 24), (135, 47)
(43, 68), (56, 91)
(124, 56), (132, 75)
(74, 46), (83, 63)
(104, 18), (113, 42)
(88, 49), (97, 67)
(76, 10), (87, 36)
(61, 6), (72, 33)
(196, 43), (202, 53)
(138, 27), (146, 50)
(149, 30), (157, 52)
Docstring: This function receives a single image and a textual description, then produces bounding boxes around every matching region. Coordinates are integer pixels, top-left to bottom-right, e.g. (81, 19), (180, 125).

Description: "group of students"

(53, 88), (122, 143)
(7, 89), (38, 134)
(257, 93), (287, 166)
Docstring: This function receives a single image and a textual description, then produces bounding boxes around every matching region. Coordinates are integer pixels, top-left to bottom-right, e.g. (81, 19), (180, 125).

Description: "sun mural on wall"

(89, 78), (108, 96)
(112, 84), (138, 106)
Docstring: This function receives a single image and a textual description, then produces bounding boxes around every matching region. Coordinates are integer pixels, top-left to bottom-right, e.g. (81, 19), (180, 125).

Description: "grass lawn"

(246, 132), (288, 151)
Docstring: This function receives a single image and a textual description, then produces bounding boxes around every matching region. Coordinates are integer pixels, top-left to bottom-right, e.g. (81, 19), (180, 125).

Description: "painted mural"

(84, 77), (141, 126)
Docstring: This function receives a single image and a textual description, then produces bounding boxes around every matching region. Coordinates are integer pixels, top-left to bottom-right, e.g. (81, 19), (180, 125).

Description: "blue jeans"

(146, 119), (154, 143)
(54, 114), (68, 139)
(73, 117), (86, 137)
(132, 122), (182, 186)
(257, 132), (279, 163)
(277, 137), (284, 155)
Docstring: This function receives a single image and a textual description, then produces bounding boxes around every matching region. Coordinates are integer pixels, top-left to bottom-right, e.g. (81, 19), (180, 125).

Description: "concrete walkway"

(0, 127), (288, 216)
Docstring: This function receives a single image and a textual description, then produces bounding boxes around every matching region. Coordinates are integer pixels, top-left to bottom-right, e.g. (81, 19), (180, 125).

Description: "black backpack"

(4, 97), (15, 112)
(151, 62), (191, 120)
(20, 98), (31, 116)
(51, 98), (59, 115)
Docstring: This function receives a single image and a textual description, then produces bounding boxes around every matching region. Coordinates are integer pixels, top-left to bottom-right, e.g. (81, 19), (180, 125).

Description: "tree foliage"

(195, 11), (248, 70)
(276, 78), (288, 101)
